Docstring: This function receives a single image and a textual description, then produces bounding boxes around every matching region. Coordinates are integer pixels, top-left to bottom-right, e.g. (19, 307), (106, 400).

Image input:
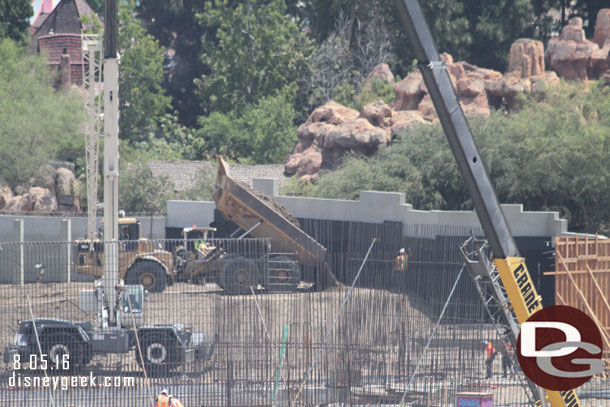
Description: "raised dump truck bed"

(213, 157), (336, 287)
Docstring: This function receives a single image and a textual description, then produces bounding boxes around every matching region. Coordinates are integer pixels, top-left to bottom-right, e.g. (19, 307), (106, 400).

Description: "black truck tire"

(220, 257), (259, 295)
(265, 256), (300, 292)
(42, 332), (80, 372)
(125, 261), (167, 293)
(137, 333), (178, 377)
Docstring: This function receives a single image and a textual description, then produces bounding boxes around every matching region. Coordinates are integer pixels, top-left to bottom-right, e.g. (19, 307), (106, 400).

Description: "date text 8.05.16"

(12, 354), (69, 371)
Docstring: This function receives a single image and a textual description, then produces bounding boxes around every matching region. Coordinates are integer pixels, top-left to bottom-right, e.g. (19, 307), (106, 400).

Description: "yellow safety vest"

(170, 398), (184, 407)
(395, 254), (408, 271)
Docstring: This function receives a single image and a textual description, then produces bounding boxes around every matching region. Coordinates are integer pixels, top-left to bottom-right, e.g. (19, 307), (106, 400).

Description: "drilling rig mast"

(101, 0), (120, 327)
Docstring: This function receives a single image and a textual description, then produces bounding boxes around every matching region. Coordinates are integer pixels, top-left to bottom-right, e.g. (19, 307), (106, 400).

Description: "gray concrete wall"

(0, 215), (166, 284)
(167, 178), (569, 238)
(0, 215), (166, 242)
(166, 200), (215, 228)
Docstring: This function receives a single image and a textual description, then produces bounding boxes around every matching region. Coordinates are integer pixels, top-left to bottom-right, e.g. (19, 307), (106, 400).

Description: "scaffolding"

(81, 33), (103, 241)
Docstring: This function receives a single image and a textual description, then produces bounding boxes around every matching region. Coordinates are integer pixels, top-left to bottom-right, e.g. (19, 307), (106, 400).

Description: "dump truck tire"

(221, 257), (258, 295)
(266, 256), (300, 292)
(126, 261), (167, 293)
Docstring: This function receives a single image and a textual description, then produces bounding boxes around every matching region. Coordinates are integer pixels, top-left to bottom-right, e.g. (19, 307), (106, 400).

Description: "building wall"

(168, 178), (569, 239)
(38, 34), (84, 85)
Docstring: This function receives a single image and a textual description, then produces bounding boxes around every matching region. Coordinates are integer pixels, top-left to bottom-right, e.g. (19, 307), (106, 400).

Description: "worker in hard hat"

(168, 394), (184, 407)
(392, 247), (410, 292)
(482, 340), (497, 379)
(156, 389), (169, 407)
(395, 248), (409, 272)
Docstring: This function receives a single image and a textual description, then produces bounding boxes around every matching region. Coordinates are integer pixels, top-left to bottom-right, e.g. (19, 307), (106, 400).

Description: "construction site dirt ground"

(0, 282), (608, 406)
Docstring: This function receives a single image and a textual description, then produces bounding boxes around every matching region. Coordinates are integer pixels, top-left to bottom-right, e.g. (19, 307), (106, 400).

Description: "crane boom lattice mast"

(82, 34), (102, 241)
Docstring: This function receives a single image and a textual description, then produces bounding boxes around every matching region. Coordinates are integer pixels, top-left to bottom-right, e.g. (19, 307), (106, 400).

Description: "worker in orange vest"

(482, 340), (497, 379)
(156, 389), (169, 407)
(169, 394), (184, 407)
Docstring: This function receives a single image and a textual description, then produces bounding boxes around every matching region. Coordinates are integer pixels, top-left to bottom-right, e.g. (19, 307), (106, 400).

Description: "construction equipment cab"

(181, 226), (216, 255)
(74, 218), (175, 293)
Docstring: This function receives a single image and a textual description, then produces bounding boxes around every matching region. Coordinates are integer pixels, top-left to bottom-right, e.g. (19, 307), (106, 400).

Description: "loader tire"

(126, 261), (167, 293)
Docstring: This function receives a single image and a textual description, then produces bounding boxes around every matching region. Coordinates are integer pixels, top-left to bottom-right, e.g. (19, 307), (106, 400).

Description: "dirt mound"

(250, 187), (300, 228)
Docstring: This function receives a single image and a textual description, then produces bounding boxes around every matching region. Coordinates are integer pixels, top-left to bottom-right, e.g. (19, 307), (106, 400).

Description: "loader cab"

(119, 218), (140, 252)
(182, 226), (215, 240)
(182, 226), (216, 253)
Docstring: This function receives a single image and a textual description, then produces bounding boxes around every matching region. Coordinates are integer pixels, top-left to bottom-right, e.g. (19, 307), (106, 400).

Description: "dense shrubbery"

(0, 39), (83, 188)
(192, 85), (298, 164)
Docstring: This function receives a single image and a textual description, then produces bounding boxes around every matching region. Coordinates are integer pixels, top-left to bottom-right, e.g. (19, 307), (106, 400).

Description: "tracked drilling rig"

(4, 0), (214, 377)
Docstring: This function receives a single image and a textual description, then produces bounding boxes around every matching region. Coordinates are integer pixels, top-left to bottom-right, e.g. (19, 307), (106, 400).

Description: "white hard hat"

(161, 389), (168, 395)
(399, 248), (405, 254)
(168, 395), (173, 398)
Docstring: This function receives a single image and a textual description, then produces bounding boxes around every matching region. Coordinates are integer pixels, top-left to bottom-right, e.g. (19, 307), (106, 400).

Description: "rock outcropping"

(285, 51), (557, 180)
(284, 101), (393, 182)
(0, 166), (81, 213)
(546, 14), (610, 80)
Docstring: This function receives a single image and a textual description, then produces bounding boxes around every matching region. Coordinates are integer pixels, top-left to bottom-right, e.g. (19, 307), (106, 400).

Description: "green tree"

(87, 0), (104, 16)
(118, 0), (172, 144)
(286, 0), (470, 77)
(290, 0), (561, 73)
(193, 85), (297, 164)
(0, 39), (83, 188)
(0, 0), (31, 43)
(119, 163), (175, 214)
(461, 0), (536, 70)
(137, 0), (208, 127)
(196, 0), (313, 115)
